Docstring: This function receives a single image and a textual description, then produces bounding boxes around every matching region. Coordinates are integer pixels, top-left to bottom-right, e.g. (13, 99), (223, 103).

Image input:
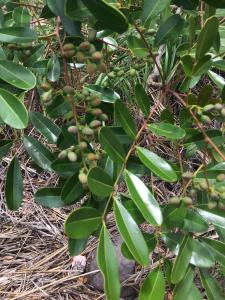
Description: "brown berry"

(63, 43), (75, 51)
(91, 51), (103, 62)
(76, 51), (86, 63)
(91, 108), (102, 116)
(67, 126), (78, 134)
(79, 41), (91, 51)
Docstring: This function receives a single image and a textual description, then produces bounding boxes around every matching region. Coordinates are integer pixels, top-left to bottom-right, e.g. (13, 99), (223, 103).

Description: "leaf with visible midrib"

(200, 269), (225, 300)
(0, 27), (37, 43)
(5, 157), (23, 211)
(97, 225), (120, 300)
(87, 167), (114, 197)
(141, 0), (170, 27)
(0, 89), (28, 129)
(148, 122), (186, 140)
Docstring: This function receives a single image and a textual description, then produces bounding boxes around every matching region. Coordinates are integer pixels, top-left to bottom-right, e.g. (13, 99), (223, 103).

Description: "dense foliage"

(1, 0), (225, 299)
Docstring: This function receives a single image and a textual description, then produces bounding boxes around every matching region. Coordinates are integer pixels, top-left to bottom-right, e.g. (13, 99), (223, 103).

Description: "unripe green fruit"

(108, 72), (116, 79)
(63, 49), (75, 58)
(114, 67), (120, 72)
(203, 104), (214, 112)
(208, 201), (217, 210)
(64, 85), (74, 94)
(82, 89), (90, 97)
(82, 126), (94, 136)
(88, 29), (97, 42)
(182, 171), (194, 179)
(89, 120), (101, 129)
(199, 179), (209, 190)
(67, 151), (77, 162)
(41, 82), (51, 91)
(169, 196), (180, 205)
(98, 62), (107, 73)
(58, 150), (67, 160)
(214, 103), (223, 111)
(42, 91), (52, 102)
(76, 51), (86, 63)
(99, 113), (108, 121)
(182, 197), (193, 205)
(220, 192), (225, 200)
(218, 202), (225, 210)
(91, 108), (102, 116)
(91, 98), (101, 107)
(79, 173), (88, 184)
(201, 115), (212, 125)
(63, 43), (75, 51)
(91, 51), (103, 62)
(87, 153), (97, 161)
(210, 191), (219, 200)
(217, 174), (225, 182)
(87, 63), (97, 75)
(79, 141), (88, 150)
(79, 41), (91, 51)
(129, 68), (136, 77)
(216, 186), (225, 193)
(67, 125), (78, 134)
(221, 108), (225, 117)
(117, 70), (124, 76)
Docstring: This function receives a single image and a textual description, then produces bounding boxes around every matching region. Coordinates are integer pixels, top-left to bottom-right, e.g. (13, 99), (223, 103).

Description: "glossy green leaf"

(0, 89), (28, 129)
(141, 0), (170, 27)
(201, 238), (225, 267)
(35, 187), (64, 208)
(115, 100), (137, 139)
(213, 60), (225, 71)
(61, 174), (84, 205)
(45, 95), (71, 119)
(114, 200), (149, 266)
(183, 209), (208, 233)
(127, 36), (148, 58)
(13, 7), (30, 26)
(162, 204), (187, 229)
(24, 45), (45, 67)
(125, 171), (162, 226)
(200, 269), (225, 300)
(196, 16), (219, 60)
(196, 205), (225, 229)
(186, 284), (202, 300)
(139, 268), (165, 300)
(0, 27), (37, 43)
(137, 147), (178, 182)
(208, 70), (225, 90)
(65, 207), (102, 239)
(97, 225), (120, 300)
(81, 0), (128, 34)
(0, 60), (36, 90)
(99, 127), (126, 164)
(87, 167), (114, 197)
(29, 112), (61, 144)
(173, 268), (194, 300)
(155, 15), (185, 46)
(171, 234), (193, 284)
(86, 84), (120, 103)
(51, 159), (80, 178)
(148, 122), (186, 140)
(5, 157), (23, 211)
(23, 136), (55, 172)
(68, 237), (88, 256)
(47, 55), (60, 82)
(135, 84), (151, 117)
(202, 0), (225, 8)
(0, 140), (12, 160)
(65, 0), (93, 22)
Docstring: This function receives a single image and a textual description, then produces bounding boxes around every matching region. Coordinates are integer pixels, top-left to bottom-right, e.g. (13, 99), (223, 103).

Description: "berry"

(79, 41), (91, 51)
(99, 113), (108, 121)
(91, 98), (101, 107)
(76, 51), (86, 63)
(129, 69), (136, 77)
(182, 197), (193, 205)
(169, 197), (180, 205)
(67, 126), (78, 134)
(208, 201), (217, 210)
(199, 179), (209, 190)
(79, 173), (87, 184)
(82, 126), (94, 136)
(79, 141), (88, 150)
(214, 103), (223, 111)
(64, 85), (74, 94)
(91, 51), (103, 62)
(67, 151), (77, 162)
(63, 49), (75, 58)
(63, 43), (75, 51)
(87, 63), (97, 75)
(87, 153), (97, 161)
(89, 120), (101, 129)
(41, 82), (51, 91)
(91, 108), (102, 116)
(42, 91), (52, 102)
(216, 174), (225, 182)
(98, 62), (107, 73)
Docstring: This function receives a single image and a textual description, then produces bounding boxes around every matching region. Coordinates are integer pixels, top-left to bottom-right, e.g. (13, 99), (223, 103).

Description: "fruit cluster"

(198, 102), (225, 125)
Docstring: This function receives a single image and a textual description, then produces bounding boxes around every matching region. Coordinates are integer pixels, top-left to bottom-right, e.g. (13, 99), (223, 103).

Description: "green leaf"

(65, 0), (93, 22)
(35, 187), (64, 208)
(125, 171), (162, 226)
(148, 122), (186, 140)
(24, 45), (45, 67)
(155, 15), (185, 46)
(201, 237), (225, 267)
(162, 204), (187, 229)
(0, 88), (28, 129)
(51, 159), (80, 178)
(200, 269), (225, 300)
(0, 27), (37, 43)
(13, 7), (30, 27)
(87, 167), (114, 197)
(141, 0), (170, 27)
(5, 157), (23, 211)
(173, 268), (194, 300)
(99, 127), (126, 164)
(135, 84), (150, 117)
(196, 205), (225, 229)
(208, 70), (225, 90)
(186, 284), (202, 300)
(29, 112), (61, 144)
(202, 0), (225, 9)
(139, 267), (165, 300)
(196, 16), (219, 61)
(172, 0), (199, 10)
(97, 225), (120, 300)
(137, 147), (178, 182)
(68, 237), (88, 256)
(81, 0), (128, 34)
(61, 174), (84, 205)
(47, 55), (60, 82)
(0, 140), (12, 160)
(114, 200), (149, 266)
(171, 234), (193, 284)
(45, 95), (71, 119)
(183, 209), (208, 233)
(65, 207), (102, 239)
(0, 60), (36, 90)
(127, 36), (148, 58)
(23, 136), (55, 172)
(115, 100), (137, 139)
(213, 60), (225, 71)
(86, 84), (120, 103)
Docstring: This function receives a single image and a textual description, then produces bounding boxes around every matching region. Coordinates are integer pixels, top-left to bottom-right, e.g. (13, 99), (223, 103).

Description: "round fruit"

(79, 141), (88, 150)
(67, 126), (78, 134)
(63, 43), (75, 51)
(129, 69), (136, 77)
(89, 120), (101, 129)
(63, 49), (75, 58)
(82, 126), (94, 136)
(64, 85), (74, 94)
(91, 51), (103, 62)
(98, 62), (107, 73)
(79, 173), (88, 184)
(87, 63), (97, 75)
(182, 197), (193, 205)
(91, 98), (101, 107)
(79, 41), (91, 51)
(42, 91), (52, 102)
(91, 108), (102, 116)
(214, 103), (223, 111)
(67, 151), (77, 162)
(199, 179), (209, 190)
(169, 196), (180, 205)
(208, 201), (217, 210)
(87, 153), (97, 161)
(41, 82), (51, 91)
(99, 113), (108, 121)
(216, 174), (225, 182)
(76, 51), (86, 62)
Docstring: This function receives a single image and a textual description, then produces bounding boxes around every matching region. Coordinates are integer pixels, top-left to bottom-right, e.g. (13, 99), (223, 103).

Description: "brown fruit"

(76, 51), (86, 63)
(79, 41), (91, 51)
(89, 120), (101, 129)
(87, 63), (97, 75)
(67, 126), (78, 134)
(91, 108), (102, 116)
(98, 62), (107, 73)
(87, 153), (97, 161)
(91, 51), (103, 62)
(63, 49), (75, 58)
(41, 82), (51, 91)
(91, 98), (101, 107)
(79, 141), (88, 150)
(63, 43), (75, 51)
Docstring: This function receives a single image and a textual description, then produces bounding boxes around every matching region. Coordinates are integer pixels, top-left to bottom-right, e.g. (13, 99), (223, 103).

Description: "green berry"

(214, 103), (223, 111)
(42, 91), (52, 102)
(208, 201), (217, 210)
(220, 192), (225, 200)
(199, 179), (209, 190)
(67, 126), (78, 134)
(99, 113), (108, 121)
(89, 120), (101, 129)
(87, 63), (97, 75)
(182, 197), (193, 205)
(169, 196), (180, 205)
(216, 174), (225, 182)
(82, 126), (94, 136)
(129, 69), (136, 77)
(91, 108), (102, 116)
(67, 151), (77, 162)
(210, 191), (219, 200)
(79, 173), (87, 184)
